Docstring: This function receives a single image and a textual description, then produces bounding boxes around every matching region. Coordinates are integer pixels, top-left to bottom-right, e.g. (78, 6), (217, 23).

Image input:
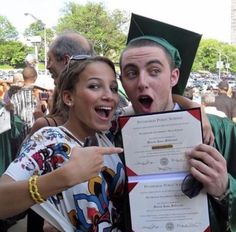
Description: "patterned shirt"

(5, 126), (125, 232)
(11, 86), (37, 136)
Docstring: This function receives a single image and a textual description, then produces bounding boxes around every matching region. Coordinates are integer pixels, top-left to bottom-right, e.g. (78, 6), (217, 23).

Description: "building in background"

(231, 0), (236, 44)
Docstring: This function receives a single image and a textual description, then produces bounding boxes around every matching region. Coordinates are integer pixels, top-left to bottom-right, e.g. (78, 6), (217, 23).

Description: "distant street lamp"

(216, 51), (223, 80)
(24, 13), (47, 76)
(221, 54), (230, 76)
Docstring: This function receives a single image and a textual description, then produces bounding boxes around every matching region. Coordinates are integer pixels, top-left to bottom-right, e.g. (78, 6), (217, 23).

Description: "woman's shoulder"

(29, 116), (60, 136)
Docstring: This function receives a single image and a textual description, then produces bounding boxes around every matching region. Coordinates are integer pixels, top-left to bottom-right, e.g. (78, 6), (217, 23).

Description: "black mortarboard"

(127, 13), (202, 95)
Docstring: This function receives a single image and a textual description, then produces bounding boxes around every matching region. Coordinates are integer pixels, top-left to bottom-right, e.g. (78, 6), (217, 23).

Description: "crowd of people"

(184, 79), (236, 123)
(0, 13), (236, 232)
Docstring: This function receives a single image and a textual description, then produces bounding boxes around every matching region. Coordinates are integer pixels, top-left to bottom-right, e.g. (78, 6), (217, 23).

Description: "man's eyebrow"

(146, 59), (163, 67)
(122, 63), (136, 71)
(122, 59), (164, 71)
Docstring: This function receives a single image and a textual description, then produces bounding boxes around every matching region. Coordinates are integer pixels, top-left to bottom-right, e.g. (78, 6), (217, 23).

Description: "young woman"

(0, 56), (125, 232)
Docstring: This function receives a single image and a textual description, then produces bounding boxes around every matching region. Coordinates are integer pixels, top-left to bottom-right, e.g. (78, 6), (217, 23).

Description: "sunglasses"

(181, 173), (203, 198)
(70, 54), (91, 61)
(66, 54), (91, 72)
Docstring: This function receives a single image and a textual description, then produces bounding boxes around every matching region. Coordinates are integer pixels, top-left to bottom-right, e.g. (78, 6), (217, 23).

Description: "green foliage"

(24, 21), (44, 37)
(193, 39), (236, 74)
(0, 41), (29, 68)
(0, 15), (18, 41)
(1, 5), (236, 73)
(56, 1), (129, 62)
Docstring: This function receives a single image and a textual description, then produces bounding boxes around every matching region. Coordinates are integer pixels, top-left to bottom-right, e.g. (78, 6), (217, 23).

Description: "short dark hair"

(218, 80), (229, 91)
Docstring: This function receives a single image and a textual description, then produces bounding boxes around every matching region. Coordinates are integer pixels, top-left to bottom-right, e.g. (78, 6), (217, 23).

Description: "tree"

(0, 41), (30, 68)
(0, 15), (18, 42)
(192, 39), (236, 74)
(56, 1), (129, 61)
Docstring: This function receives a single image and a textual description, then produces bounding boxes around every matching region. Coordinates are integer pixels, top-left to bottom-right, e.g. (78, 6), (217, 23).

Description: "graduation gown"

(0, 103), (25, 175)
(208, 114), (236, 232)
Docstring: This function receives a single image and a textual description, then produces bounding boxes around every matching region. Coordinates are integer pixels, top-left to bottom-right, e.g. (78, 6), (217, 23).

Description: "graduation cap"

(127, 13), (202, 95)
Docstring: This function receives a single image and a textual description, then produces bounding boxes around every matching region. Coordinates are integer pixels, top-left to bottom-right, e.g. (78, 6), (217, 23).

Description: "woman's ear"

(63, 90), (74, 107)
(170, 68), (180, 87)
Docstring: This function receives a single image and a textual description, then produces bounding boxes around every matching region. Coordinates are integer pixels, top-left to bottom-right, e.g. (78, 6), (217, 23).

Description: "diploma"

(128, 177), (210, 232)
(119, 108), (203, 176)
(119, 108), (210, 232)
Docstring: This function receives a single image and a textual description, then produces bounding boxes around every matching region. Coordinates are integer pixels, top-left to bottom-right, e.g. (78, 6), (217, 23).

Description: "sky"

(0, 0), (232, 43)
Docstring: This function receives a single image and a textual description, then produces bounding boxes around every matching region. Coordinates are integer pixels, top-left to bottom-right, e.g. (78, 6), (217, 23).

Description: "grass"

(0, 63), (45, 70)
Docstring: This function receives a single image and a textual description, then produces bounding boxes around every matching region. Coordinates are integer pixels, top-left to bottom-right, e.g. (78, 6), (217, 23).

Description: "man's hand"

(186, 144), (228, 197)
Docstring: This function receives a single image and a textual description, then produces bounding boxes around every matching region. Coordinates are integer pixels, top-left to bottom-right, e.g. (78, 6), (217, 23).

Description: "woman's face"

(65, 61), (119, 136)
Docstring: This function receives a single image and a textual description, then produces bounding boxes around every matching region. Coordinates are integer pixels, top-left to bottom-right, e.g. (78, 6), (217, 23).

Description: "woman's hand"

(61, 146), (123, 187)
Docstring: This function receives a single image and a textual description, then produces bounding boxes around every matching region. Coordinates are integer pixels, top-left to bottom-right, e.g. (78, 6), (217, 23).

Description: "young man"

(214, 80), (236, 122)
(118, 13), (236, 232)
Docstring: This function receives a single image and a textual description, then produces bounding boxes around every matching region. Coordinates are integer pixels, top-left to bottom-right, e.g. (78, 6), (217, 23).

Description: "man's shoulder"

(208, 114), (235, 129)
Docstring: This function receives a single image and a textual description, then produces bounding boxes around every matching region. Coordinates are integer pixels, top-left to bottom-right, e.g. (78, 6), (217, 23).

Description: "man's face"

(47, 50), (66, 85)
(120, 46), (179, 114)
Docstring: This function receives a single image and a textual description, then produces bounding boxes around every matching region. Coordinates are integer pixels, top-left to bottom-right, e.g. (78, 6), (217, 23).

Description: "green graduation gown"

(0, 103), (25, 175)
(208, 114), (236, 232)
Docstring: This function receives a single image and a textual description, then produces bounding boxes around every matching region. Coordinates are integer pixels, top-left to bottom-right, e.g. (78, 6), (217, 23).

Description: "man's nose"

(137, 72), (148, 90)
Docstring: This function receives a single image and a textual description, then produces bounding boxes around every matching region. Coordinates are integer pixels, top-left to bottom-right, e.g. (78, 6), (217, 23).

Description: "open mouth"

(95, 106), (112, 119)
(138, 95), (153, 109)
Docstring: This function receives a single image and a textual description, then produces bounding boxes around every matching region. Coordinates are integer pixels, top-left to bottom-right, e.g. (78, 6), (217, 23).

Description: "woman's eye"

(88, 84), (100, 89)
(111, 85), (118, 93)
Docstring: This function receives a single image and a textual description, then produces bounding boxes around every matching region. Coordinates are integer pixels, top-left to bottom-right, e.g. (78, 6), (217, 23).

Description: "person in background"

(47, 31), (94, 85)
(183, 86), (194, 100)
(0, 75), (25, 231)
(201, 91), (227, 118)
(28, 32), (95, 134)
(0, 71), (26, 174)
(116, 13), (236, 232)
(9, 66), (38, 137)
(0, 56), (125, 231)
(0, 80), (10, 101)
(214, 80), (236, 123)
(5, 67), (47, 232)
(32, 76), (55, 120)
(25, 54), (38, 72)
(3, 72), (25, 104)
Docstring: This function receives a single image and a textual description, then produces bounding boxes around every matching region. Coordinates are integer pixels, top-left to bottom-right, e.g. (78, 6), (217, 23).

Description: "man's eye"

(125, 70), (137, 79)
(150, 68), (160, 76)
